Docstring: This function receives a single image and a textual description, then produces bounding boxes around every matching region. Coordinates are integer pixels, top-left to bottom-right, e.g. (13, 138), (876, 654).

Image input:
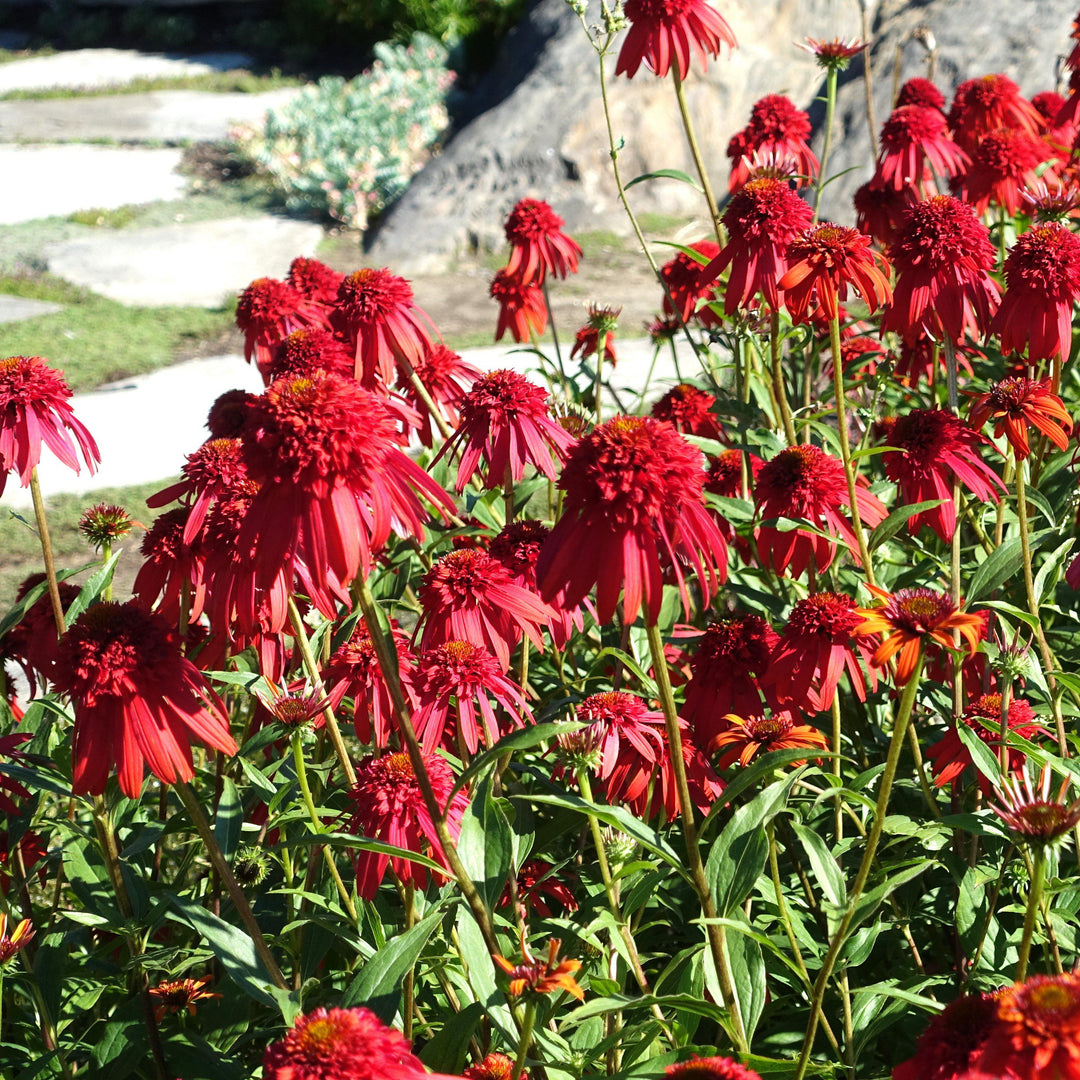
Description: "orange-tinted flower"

(855, 585), (984, 684)
(977, 973), (1080, 1080)
(615, 0), (736, 80)
(876, 106), (969, 191)
(726, 95), (819, 191)
(711, 711), (827, 768)
(968, 376), (1072, 459)
(779, 222), (892, 323)
(148, 973), (221, 1021)
(892, 990), (1002, 1080)
(0, 913), (34, 964)
(463, 1052), (524, 1080)
(992, 222), (1080, 363)
(0, 355), (100, 499)
(493, 932), (584, 1001)
(490, 269), (548, 342)
(503, 198), (581, 284)
(993, 763), (1080, 846)
(667, 1056), (763, 1080)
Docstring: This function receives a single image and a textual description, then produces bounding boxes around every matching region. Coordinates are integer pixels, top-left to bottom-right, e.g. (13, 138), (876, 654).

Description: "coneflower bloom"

(667, 1058), (762, 1080)
(881, 195), (999, 344)
(779, 222), (892, 324)
(570, 303), (621, 366)
(650, 383), (724, 439)
(754, 444), (887, 578)
(797, 36), (865, 70)
(233, 371), (451, 627)
(263, 1006), (461, 1080)
(853, 180), (916, 247)
(395, 343), (481, 448)
(412, 640), (533, 755)
(0, 355), (99, 498)
(78, 502), (134, 550)
(880, 408), (1004, 542)
(875, 106), (969, 192)
(335, 267), (437, 388)
(205, 388), (256, 439)
(148, 974), (221, 1020)
(235, 278), (325, 378)
(1022, 177), (1080, 223)
(614, 0), (736, 80)
(968, 376), (1072, 459)
(991, 222), (1080, 363)
(133, 507), (206, 624)
(2, 575), (80, 695)
(993, 763), (1080, 847)
(0, 734), (32, 817)
(464, 1053), (524, 1080)
(892, 991), (1002, 1080)
(659, 241), (722, 326)
(437, 369), (575, 492)
(503, 198), (582, 283)
(711, 711), (828, 768)
(855, 585), (985, 684)
(952, 128), (1056, 216)
(1032, 90), (1075, 145)
(896, 77), (946, 112)
(53, 601), (237, 798)
(494, 932), (584, 1001)
(347, 750), (467, 898)
(267, 327), (354, 383)
(926, 692), (1044, 794)
(490, 269), (548, 342)
(537, 416), (727, 625)
(500, 860), (578, 919)
(0, 914), (34, 965)
(977, 973), (1080, 1080)
(764, 592), (876, 712)
(287, 255), (345, 305)
(681, 614), (778, 747)
(726, 94), (819, 191)
(699, 177), (814, 313)
(948, 74), (1044, 153)
(417, 549), (553, 670)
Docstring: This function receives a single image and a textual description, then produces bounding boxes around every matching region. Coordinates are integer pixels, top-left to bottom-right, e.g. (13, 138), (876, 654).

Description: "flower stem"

(29, 467), (66, 638)
(771, 312), (798, 445)
(511, 999), (536, 1080)
(813, 67), (840, 221)
(671, 67), (724, 247)
(858, 9), (878, 157)
(541, 278), (568, 397)
(1016, 846), (1046, 980)
(173, 779), (287, 990)
(828, 314), (875, 583)
(793, 653), (925, 1080)
(644, 620), (747, 1052)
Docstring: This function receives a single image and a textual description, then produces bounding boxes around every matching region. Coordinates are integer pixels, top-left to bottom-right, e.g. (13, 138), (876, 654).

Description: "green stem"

(813, 67), (840, 220)
(793, 653), (925, 1080)
(671, 66), (724, 247)
(511, 1000), (536, 1080)
(541, 278), (568, 398)
(1016, 847), (1046, 980)
(644, 621), (747, 1052)
(29, 467), (66, 638)
(771, 312), (798, 445)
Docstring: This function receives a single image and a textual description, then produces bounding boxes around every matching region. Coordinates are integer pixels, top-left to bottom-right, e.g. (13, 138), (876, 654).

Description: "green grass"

(0, 271), (237, 392)
(0, 68), (304, 102)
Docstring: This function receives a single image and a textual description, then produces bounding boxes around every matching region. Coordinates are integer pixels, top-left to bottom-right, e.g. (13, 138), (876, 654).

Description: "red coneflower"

(267, 327), (354, 383)
(855, 585), (985, 685)
(881, 195), (999, 344)
(0, 355), (99, 498)
(991, 222), (1080, 363)
(287, 255), (345, 305)
(413, 640), (532, 755)
(711, 710), (828, 768)
(667, 1057), (763, 1080)
(537, 415), (727, 625)
(264, 1006), (461, 1080)
(926, 692), (1043, 794)
(880, 408), (1004, 542)
(205, 388), (256, 439)
(614, 0), (736, 80)
(726, 94), (819, 191)
(853, 180), (917, 247)
(892, 990), (1002, 1080)
(437, 369), (575, 492)
(499, 860), (578, 920)
(977, 973), (1080, 1080)
(0, 914), (34, 966)
(754, 444), (887, 578)
(952, 128), (1056, 216)
(417, 549), (552, 670)
(574, 690), (667, 805)
(992, 763), (1080, 846)
(335, 267), (437, 388)
(968, 376), (1072, 459)
(464, 1053), (523, 1080)
(1022, 178), (1080, 223)
(948, 74), (1044, 153)
(570, 303), (621, 366)
(347, 750), (467, 898)
(235, 278), (325, 379)
(779, 222), (892, 324)
(875, 105), (969, 192)
(896, 77), (946, 112)
(650, 383), (724, 439)
(490, 269), (548, 343)
(0, 734), (32, 818)
(395, 343), (481, 448)
(797, 36), (865, 71)
(148, 974), (221, 1021)
(699, 177), (814, 313)
(503, 198), (582, 283)
(54, 601), (237, 798)
(133, 507), (206, 625)
(659, 241), (722, 326)
(892, 331), (978, 388)
(764, 592), (876, 712)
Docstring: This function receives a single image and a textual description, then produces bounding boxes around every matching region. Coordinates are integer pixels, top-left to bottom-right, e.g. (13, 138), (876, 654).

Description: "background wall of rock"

(369, 0), (1080, 274)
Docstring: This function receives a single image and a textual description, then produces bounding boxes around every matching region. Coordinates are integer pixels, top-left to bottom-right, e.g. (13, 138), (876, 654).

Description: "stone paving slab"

(0, 294), (63, 324)
(0, 49), (252, 95)
(44, 215), (326, 306)
(0, 87), (301, 143)
(0, 144), (187, 224)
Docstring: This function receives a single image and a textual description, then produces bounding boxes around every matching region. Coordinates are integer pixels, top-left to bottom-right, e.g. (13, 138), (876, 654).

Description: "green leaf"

(456, 775), (513, 910)
(969, 530), (1054, 602)
(418, 1001), (486, 1073)
(64, 550), (121, 625)
(789, 821), (846, 911)
(625, 169), (703, 194)
(1034, 538), (1075, 605)
(867, 500), (944, 551)
(955, 720), (1002, 787)
(214, 776), (243, 860)
(453, 721), (577, 798)
(726, 917), (766, 1042)
(342, 907), (443, 1021)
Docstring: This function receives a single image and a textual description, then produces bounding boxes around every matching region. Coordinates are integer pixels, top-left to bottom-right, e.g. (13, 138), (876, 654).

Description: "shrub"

(230, 34), (453, 232)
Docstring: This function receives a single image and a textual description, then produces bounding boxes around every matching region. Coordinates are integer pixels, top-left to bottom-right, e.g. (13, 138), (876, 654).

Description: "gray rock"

(818, 0), (1078, 222)
(0, 144), (187, 224)
(367, 0), (854, 274)
(0, 295), (63, 323)
(0, 49), (253, 95)
(43, 215), (325, 307)
(0, 87), (302, 144)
